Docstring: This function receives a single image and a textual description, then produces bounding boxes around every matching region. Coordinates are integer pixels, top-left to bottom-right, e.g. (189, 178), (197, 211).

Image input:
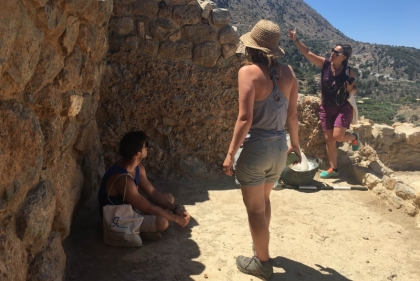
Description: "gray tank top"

(244, 66), (289, 143)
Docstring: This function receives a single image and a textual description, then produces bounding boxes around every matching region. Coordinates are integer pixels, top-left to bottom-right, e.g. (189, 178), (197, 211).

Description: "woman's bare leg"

(324, 129), (338, 169)
(263, 182), (276, 228)
(325, 127), (357, 169)
(241, 183), (270, 262)
(333, 126), (356, 142)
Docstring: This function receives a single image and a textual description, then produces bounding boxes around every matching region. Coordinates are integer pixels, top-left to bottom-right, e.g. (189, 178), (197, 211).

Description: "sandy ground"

(64, 173), (420, 281)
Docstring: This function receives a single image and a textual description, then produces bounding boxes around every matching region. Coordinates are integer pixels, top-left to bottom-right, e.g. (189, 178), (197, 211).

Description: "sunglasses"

(331, 48), (343, 56)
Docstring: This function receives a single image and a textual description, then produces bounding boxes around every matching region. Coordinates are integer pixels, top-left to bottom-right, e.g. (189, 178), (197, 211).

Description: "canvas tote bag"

(103, 173), (144, 247)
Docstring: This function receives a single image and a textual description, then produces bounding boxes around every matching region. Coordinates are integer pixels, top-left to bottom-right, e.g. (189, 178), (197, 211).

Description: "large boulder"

(0, 224), (28, 281)
(26, 232), (66, 281)
(0, 101), (43, 214)
(16, 181), (56, 257)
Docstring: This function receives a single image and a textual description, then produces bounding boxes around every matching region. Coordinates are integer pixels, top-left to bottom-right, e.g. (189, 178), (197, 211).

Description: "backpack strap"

(345, 66), (351, 78)
(107, 173), (134, 205)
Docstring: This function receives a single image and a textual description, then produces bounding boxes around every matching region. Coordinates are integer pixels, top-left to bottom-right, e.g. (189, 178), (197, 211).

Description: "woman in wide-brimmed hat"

(288, 28), (360, 179)
(223, 19), (301, 279)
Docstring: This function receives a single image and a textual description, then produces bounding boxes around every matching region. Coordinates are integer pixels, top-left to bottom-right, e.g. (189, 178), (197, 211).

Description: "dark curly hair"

(119, 131), (149, 161)
(335, 43), (352, 66)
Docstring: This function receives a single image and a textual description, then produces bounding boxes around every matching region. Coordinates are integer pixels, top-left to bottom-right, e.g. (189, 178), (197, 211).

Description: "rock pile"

(349, 120), (420, 218)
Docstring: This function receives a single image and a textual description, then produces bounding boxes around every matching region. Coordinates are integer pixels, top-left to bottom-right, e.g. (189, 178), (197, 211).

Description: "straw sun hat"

(239, 19), (285, 58)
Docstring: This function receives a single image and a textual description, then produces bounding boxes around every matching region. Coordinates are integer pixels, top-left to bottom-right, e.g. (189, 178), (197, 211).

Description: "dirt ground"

(64, 173), (420, 281)
(397, 106), (420, 126)
(393, 171), (420, 192)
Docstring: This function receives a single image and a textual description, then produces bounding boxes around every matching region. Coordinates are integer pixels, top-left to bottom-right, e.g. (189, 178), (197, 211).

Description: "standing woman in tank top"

(223, 20), (301, 279)
(288, 28), (361, 179)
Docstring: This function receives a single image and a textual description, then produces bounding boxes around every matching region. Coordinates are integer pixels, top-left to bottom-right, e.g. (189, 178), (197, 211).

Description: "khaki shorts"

(235, 139), (287, 186)
(140, 215), (157, 232)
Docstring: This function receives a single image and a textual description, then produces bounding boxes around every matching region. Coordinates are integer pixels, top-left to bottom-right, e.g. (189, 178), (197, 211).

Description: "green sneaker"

(236, 255), (273, 280)
(352, 132), (360, 151)
(320, 168), (339, 179)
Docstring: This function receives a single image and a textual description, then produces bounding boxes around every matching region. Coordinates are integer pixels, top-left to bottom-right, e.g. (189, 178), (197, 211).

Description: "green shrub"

(396, 114), (406, 122)
(357, 100), (400, 125)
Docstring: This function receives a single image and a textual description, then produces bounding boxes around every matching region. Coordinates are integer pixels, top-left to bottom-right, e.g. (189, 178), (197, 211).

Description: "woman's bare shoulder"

(238, 64), (265, 82)
(278, 63), (293, 73)
(239, 64), (261, 73)
(278, 63), (296, 80)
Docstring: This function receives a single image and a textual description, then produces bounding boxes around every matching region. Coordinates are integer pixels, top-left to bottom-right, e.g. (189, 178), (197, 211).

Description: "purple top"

(321, 59), (349, 105)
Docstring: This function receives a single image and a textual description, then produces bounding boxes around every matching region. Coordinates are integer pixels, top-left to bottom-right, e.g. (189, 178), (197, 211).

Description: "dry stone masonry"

(98, 0), (242, 180)
(0, 0), (112, 280)
(109, 0), (239, 68)
(350, 120), (420, 217)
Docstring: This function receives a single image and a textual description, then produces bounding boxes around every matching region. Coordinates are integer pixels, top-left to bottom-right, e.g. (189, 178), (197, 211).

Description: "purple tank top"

(321, 59), (349, 105)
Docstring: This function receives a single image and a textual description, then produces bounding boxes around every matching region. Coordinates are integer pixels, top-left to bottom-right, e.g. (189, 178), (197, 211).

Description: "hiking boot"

(351, 132), (360, 151)
(140, 232), (161, 241)
(236, 255), (273, 280)
(320, 168), (339, 179)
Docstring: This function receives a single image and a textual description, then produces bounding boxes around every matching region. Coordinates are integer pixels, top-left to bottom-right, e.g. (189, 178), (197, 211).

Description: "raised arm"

(288, 28), (325, 68)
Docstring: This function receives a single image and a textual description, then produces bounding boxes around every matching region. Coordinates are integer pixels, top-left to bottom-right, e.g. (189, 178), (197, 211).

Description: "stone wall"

(98, 0), (242, 179)
(354, 120), (420, 171)
(297, 97), (420, 218)
(0, 0), (112, 280)
(348, 119), (420, 218)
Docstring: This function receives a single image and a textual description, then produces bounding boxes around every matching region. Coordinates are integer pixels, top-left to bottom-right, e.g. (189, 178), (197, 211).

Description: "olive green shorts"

(234, 139), (287, 186)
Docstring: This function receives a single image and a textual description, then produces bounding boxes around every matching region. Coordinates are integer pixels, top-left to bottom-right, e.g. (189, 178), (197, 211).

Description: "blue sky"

(303, 0), (420, 49)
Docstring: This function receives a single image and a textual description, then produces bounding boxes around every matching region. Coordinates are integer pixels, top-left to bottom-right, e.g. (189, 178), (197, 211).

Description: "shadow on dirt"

(271, 256), (352, 281)
(64, 172), (360, 281)
(64, 196), (205, 281)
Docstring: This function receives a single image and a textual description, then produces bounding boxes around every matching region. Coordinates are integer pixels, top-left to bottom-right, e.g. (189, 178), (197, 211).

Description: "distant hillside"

(214, 0), (420, 125)
(216, 0), (348, 41)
